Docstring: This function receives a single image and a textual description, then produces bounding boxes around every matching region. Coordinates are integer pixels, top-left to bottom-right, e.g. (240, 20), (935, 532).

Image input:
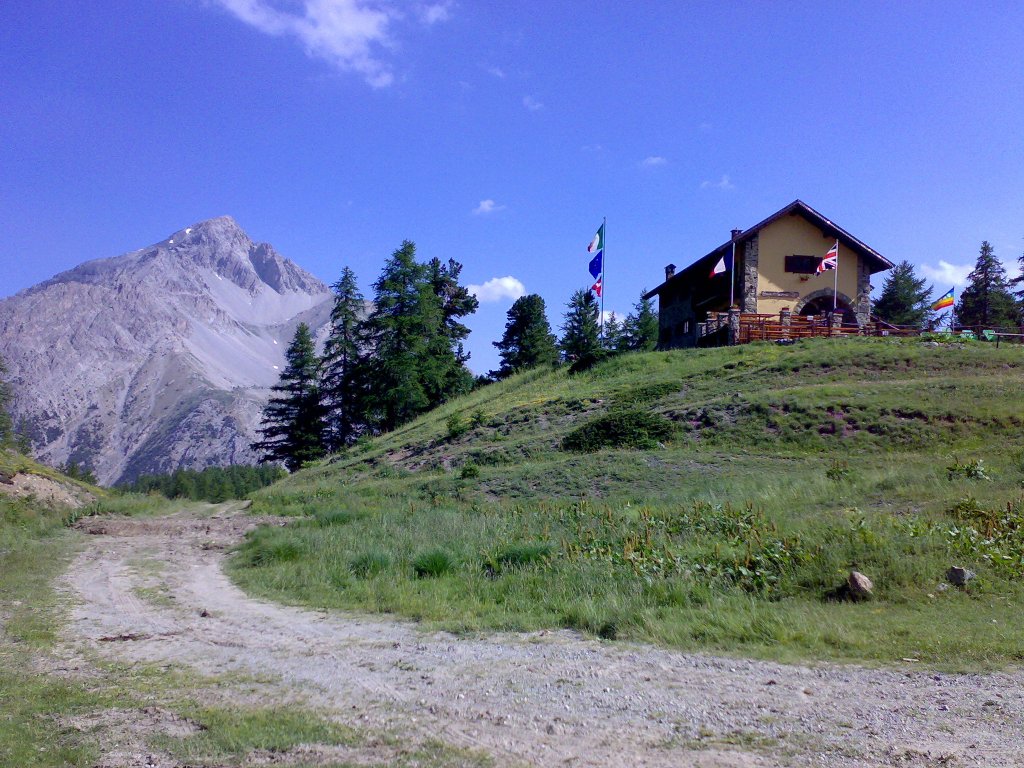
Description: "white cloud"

(921, 260), (972, 288)
(700, 174), (735, 190)
(600, 310), (623, 325)
(486, 65), (506, 78)
(472, 199), (506, 215)
(418, 1), (453, 24)
(641, 156), (667, 168)
(214, 0), (401, 87)
(468, 276), (526, 303)
(522, 94), (543, 111)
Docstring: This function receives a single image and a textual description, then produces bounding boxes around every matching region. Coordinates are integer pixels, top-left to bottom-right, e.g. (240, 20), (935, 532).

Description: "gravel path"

(62, 506), (1024, 767)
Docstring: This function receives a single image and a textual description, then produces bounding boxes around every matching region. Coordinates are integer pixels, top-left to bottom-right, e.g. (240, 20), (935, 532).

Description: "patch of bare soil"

(60, 506), (1024, 767)
(0, 471), (95, 508)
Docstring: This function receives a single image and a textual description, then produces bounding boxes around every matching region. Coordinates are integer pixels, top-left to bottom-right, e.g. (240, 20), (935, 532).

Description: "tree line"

(118, 464), (287, 502)
(872, 240), (1024, 330)
(255, 240), (659, 471)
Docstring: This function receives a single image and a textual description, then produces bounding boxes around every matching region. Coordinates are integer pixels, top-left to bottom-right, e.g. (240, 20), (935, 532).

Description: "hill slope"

(240, 339), (1024, 665)
(0, 217), (332, 484)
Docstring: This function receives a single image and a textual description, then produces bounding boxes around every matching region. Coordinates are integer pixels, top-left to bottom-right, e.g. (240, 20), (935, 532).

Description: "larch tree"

(872, 260), (933, 327)
(252, 322), (326, 471)
(956, 241), (1018, 329)
(424, 256), (478, 406)
(491, 294), (558, 379)
(320, 266), (366, 451)
(360, 241), (431, 432)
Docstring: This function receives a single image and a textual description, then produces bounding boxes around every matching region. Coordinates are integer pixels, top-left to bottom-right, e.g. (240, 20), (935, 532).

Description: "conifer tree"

(491, 294), (558, 378)
(602, 312), (624, 352)
(253, 323), (326, 471)
(560, 289), (603, 370)
(956, 241), (1018, 329)
(360, 242), (433, 431)
(424, 257), (478, 405)
(321, 266), (366, 450)
(872, 260), (933, 327)
(1009, 240), (1024, 318)
(360, 243), (479, 432)
(621, 290), (659, 351)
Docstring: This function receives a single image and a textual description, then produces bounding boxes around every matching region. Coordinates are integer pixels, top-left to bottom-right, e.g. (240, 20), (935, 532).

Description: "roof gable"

(644, 200), (892, 299)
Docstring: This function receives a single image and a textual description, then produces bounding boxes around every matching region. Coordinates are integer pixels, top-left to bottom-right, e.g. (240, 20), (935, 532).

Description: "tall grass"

(234, 340), (1024, 666)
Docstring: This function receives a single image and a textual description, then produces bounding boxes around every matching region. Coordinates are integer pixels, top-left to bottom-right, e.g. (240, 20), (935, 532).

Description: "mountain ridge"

(0, 216), (333, 484)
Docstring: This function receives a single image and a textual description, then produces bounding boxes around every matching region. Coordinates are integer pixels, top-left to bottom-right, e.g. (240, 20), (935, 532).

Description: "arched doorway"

(795, 291), (858, 326)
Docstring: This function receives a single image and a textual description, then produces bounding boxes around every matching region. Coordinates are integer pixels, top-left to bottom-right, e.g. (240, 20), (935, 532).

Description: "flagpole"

(832, 238), (839, 313)
(600, 216), (606, 339)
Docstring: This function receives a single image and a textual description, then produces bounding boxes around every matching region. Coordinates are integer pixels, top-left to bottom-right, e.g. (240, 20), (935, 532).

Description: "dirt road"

(63, 505), (1024, 767)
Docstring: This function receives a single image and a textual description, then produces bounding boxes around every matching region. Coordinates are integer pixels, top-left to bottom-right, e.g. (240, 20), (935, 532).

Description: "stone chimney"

(665, 263), (676, 279)
(731, 228), (743, 241)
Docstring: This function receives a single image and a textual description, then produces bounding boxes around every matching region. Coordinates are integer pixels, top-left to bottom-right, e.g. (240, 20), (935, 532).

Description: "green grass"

(0, 492), (112, 767)
(153, 705), (359, 762)
(234, 339), (1024, 667)
(0, 482), (488, 766)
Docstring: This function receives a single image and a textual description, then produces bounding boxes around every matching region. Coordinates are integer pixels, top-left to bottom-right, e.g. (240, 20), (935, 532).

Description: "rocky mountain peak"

(0, 217), (335, 485)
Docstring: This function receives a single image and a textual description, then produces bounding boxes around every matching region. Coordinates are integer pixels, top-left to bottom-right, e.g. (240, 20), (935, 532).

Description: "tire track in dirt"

(62, 506), (1024, 767)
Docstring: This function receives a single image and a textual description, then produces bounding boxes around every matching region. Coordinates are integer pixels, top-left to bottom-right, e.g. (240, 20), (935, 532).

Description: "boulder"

(847, 570), (874, 600)
(946, 566), (975, 587)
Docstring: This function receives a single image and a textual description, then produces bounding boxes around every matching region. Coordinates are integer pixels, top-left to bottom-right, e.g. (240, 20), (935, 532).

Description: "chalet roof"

(643, 199), (893, 300)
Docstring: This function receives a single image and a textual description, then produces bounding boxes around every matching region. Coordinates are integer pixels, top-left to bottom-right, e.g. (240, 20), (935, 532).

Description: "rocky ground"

(58, 505), (1024, 767)
(0, 470), (95, 508)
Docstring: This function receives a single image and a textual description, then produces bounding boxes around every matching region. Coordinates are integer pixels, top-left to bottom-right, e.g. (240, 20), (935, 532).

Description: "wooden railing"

(696, 311), (1024, 347)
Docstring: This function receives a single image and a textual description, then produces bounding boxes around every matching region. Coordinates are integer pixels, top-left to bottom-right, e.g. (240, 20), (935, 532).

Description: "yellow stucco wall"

(756, 215), (860, 316)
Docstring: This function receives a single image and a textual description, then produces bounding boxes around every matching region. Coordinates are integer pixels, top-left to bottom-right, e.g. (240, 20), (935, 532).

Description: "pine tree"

(560, 289), (603, 371)
(253, 323), (326, 471)
(621, 290), (659, 351)
(321, 266), (366, 451)
(872, 260), (933, 327)
(491, 294), (558, 378)
(956, 241), (1018, 329)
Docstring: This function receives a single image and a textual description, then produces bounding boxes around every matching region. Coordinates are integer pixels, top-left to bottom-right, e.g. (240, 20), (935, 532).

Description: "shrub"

(460, 462), (480, 480)
(562, 408), (674, 452)
(946, 457), (990, 481)
(446, 412), (468, 440)
(413, 549), (456, 578)
(826, 459), (850, 481)
(470, 408), (487, 428)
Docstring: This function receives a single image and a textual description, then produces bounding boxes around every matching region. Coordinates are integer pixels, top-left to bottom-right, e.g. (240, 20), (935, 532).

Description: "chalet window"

(785, 255), (820, 274)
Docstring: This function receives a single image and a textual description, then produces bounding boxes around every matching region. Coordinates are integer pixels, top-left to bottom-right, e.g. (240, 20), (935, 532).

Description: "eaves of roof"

(643, 199), (893, 300)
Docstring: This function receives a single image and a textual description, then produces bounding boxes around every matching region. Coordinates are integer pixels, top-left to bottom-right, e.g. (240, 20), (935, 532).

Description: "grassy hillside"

(235, 338), (1024, 667)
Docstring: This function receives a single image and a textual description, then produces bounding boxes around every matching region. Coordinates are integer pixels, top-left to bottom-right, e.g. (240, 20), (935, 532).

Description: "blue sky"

(3, 0), (1023, 373)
